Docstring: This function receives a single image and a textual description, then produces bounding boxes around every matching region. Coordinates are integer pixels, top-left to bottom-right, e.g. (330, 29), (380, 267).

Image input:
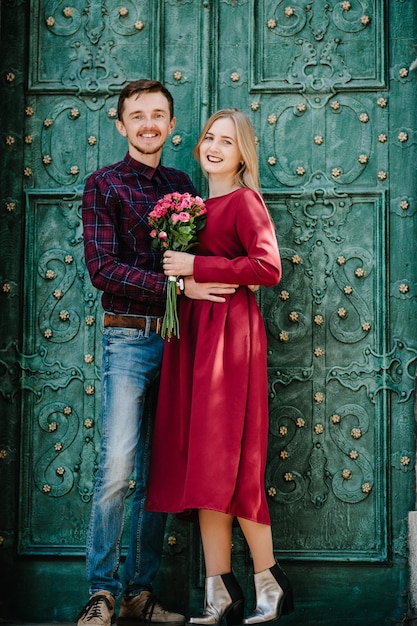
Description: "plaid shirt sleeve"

(82, 172), (167, 303)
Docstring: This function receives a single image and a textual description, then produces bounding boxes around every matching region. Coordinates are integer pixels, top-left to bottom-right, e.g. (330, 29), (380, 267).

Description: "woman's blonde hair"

(193, 108), (260, 192)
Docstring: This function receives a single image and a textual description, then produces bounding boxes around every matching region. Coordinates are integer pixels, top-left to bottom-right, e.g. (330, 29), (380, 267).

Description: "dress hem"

(146, 504), (271, 526)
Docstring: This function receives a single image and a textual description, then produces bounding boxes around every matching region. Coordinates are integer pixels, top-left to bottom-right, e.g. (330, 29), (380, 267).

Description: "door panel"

(263, 194), (388, 560)
(0, 0), (416, 623)
(20, 191), (97, 553)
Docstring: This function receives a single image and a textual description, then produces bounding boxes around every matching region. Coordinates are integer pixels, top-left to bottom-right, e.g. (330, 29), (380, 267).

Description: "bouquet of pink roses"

(148, 192), (207, 340)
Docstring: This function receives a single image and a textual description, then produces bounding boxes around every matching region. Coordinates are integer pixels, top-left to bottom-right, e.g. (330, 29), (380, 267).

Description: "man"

(77, 79), (237, 626)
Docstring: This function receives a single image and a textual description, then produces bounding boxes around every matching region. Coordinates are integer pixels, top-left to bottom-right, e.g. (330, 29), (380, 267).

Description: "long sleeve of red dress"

(193, 187), (281, 287)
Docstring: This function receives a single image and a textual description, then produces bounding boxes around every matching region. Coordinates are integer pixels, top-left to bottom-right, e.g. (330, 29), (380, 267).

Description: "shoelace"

(142, 594), (163, 625)
(77, 595), (113, 622)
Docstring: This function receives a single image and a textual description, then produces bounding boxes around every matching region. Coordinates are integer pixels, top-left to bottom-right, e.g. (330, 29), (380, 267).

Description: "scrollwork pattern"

(329, 246), (373, 343)
(329, 403), (374, 502)
(36, 0), (150, 92)
(332, 0), (372, 34)
(265, 96), (372, 188)
(40, 100), (86, 184)
(255, 0), (381, 97)
(44, 0), (83, 37)
(327, 339), (417, 404)
(266, 405), (308, 504)
(38, 248), (81, 343)
(267, 0), (372, 41)
(265, 247), (309, 342)
(62, 39), (125, 93)
(34, 401), (79, 497)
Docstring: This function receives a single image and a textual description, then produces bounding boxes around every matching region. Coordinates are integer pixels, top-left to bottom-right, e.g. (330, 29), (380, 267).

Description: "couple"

(77, 79), (293, 626)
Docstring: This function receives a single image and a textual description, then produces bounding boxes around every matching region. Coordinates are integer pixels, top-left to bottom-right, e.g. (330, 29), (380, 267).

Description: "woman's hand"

(163, 251), (195, 276)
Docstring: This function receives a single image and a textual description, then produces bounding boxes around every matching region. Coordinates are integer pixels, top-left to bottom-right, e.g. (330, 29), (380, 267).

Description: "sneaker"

(118, 591), (185, 625)
(76, 591), (116, 626)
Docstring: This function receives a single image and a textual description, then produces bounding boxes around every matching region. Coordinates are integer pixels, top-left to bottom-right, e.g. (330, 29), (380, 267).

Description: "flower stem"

(162, 277), (180, 340)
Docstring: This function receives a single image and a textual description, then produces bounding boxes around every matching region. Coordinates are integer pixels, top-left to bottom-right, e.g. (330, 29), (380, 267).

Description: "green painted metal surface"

(1, 1), (417, 624)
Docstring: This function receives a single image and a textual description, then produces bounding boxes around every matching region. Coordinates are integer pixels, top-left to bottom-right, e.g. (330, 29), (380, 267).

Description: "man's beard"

(137, 147), (161, 155)
(134, 138), (164, 155)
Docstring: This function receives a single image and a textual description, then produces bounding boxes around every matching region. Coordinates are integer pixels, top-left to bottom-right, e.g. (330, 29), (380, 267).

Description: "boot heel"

(281, 586), (294, 616)
(243, 563), (293, 625)
(225, 598), (244, 626)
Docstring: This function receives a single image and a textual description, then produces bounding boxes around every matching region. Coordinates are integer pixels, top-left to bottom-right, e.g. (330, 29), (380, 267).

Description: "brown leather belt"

(103, 313), (163, 334)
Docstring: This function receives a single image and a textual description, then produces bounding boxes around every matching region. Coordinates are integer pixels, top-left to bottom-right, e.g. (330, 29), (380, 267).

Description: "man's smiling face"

(116, 91), (176, 166)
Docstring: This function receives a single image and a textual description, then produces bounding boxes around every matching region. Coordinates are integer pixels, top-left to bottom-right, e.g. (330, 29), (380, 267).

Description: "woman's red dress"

(146, 188), (281, 524)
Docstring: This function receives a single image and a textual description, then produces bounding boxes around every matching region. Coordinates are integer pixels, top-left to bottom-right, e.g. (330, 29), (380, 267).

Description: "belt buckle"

(155, 318), (162, 335)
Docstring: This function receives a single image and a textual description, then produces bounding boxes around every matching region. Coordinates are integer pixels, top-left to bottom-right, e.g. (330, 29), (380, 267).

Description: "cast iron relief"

(26, 0), (153, 190)
(11, 0), (416, 558)
(19, 195), (104, 521)
(0, 0), (415, 619)
(16, 0), (204, 551)
(33, 0), (151, 93)
(16, 1), (151, 527)
(18, 193), (146, 550)
(234, 0), (417, 557)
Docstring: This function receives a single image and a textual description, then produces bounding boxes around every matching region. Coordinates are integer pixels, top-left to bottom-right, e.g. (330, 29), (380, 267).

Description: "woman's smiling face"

(199, 117), (243, 180)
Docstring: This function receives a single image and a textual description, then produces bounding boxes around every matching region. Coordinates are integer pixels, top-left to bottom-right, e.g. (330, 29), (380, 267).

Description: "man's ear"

(115, 119), (127, 137)
(169, 116), (176, 135)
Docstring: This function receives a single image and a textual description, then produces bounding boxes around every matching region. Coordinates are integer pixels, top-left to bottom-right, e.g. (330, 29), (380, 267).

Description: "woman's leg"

(237, 518), (275, 573)
(198, 510), (234, 576)
(189, 511), (244, 625)
(238, 518), (294, 623)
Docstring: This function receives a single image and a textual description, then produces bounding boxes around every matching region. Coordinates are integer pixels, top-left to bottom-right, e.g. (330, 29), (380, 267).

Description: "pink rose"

(149, 206), (167, 219)
(158, 231), (168, 239)
(177, 212), (191, 222)
(177, 194), (192, 210)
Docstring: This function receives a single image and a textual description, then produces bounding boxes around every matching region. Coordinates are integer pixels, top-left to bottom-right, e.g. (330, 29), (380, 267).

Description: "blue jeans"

(86, 324), (166, 598)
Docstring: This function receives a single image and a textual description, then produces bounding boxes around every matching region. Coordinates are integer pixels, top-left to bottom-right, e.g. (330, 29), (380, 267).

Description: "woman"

(147, 109), (293, 624)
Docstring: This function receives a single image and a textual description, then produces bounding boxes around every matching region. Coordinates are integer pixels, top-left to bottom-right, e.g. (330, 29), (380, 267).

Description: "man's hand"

(184, 276), (238, 302)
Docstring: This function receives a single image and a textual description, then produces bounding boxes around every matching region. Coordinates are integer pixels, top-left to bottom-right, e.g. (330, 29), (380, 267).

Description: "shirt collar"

(123, 152), (165, 182)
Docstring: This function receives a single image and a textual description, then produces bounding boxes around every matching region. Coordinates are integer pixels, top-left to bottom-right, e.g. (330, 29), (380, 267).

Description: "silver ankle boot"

(243, 563), (293, 624)
(188, 572), (244, 626)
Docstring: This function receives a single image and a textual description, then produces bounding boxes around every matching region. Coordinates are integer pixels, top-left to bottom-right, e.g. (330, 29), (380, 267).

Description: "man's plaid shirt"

(82, 152), (197, 317)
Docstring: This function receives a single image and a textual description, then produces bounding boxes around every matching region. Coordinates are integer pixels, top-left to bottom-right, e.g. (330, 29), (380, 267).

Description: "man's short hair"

(117, 79), (174, 121)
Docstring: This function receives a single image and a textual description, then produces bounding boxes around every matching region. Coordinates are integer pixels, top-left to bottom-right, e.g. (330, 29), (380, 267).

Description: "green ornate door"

(1, 1), (417, 624)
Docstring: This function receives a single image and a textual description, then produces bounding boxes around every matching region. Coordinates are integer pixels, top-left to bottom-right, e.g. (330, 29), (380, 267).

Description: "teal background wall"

(1, 2), (417, 624)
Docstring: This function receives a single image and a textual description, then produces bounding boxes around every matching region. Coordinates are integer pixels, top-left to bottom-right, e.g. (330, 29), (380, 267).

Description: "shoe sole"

(116, 617), (185, 626)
